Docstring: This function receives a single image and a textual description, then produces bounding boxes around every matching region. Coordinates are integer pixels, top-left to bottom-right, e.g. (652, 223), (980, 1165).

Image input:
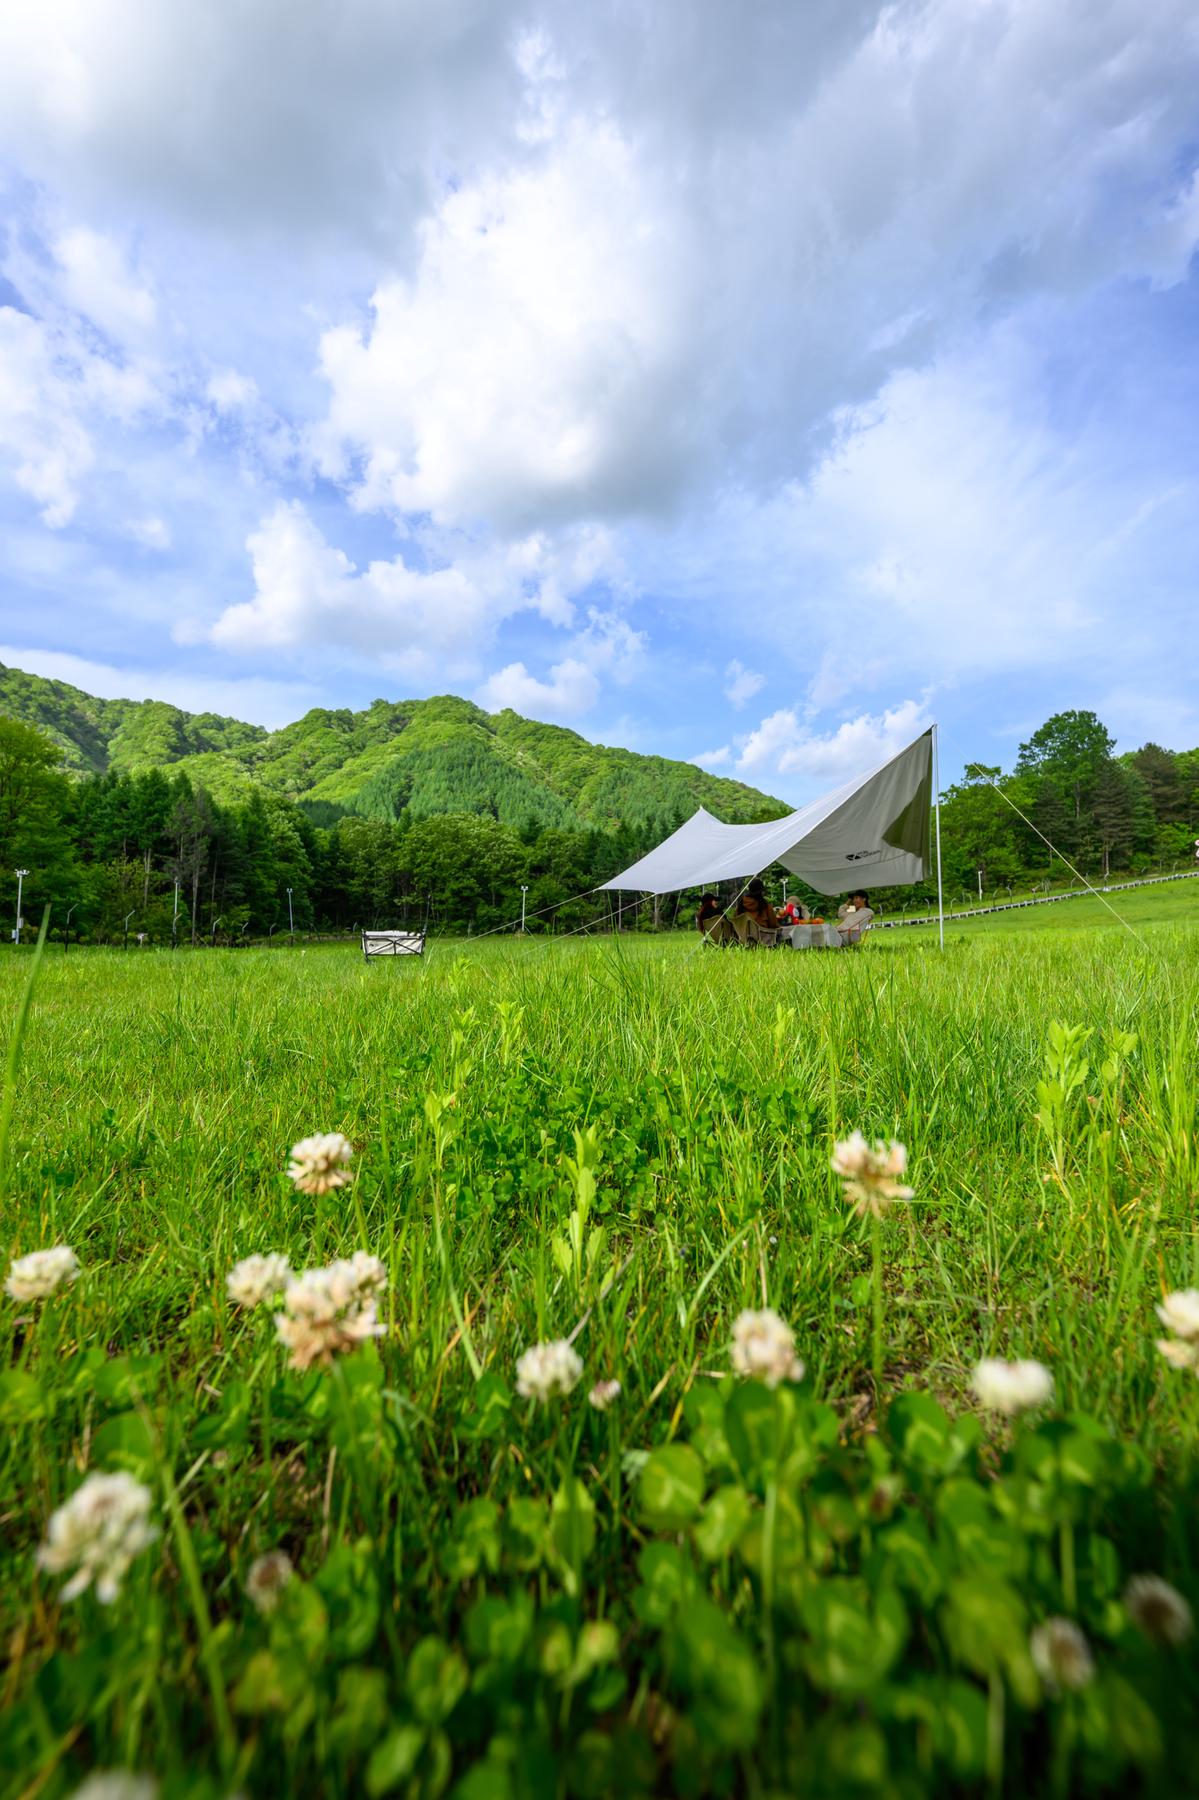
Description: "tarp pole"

(933, 723), (945, 951)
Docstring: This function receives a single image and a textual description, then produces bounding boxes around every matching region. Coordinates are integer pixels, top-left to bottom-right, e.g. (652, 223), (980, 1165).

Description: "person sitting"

(731, 880), (779, 945)
(697, 893), (735, 945)
(836, 890), (875, 944)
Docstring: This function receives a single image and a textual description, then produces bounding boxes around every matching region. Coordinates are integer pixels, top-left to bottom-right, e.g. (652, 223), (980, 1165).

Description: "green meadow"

(2, 905), (1198, 1797)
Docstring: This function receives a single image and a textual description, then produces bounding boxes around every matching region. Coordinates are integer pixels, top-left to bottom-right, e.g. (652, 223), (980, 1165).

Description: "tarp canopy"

(602, 729), (934, 896)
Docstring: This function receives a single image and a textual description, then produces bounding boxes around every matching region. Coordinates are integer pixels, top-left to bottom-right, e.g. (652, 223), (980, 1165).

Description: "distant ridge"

(0, 660), (787, 833)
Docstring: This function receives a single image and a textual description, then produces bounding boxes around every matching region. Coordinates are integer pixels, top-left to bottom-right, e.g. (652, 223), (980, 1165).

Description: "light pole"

(269, 922), (279, 942)
(977, 868), (983, 901)
(520, 885), (528, 933)
(14, 869), (28, 944)
(65, 903), (77, 954)
(124, 910), (135, 951)
(287, 887), (294, 939)
(211, 915), (224, 947)
(782, 877), (788, 906)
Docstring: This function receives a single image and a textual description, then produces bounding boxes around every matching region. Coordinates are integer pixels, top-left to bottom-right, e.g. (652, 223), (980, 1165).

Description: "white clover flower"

(1156, 1290), (1199, 1341)
(6, 1245), (80, 1302)
(68, 1776), (158, 1800)
(730, 1308), (805, 1388)
(1124, 1575), (1193, 1646)
(970, 1357), (1054, 1415)
(588, 1378), (622, 1411)
(245, 1549), (295, 1615)
(286, 1132), (354, 1196)
(345, 1250), (388, 1296)
(37, 1472), (158, 1604)
(1156, 1337), (1199, 1372)
(830, 1132), (914, 1218)
(1031, 1617), (1094, 1692)
(226, 1252), (291, 1309)
(515, 1339), (583, 1402)
(274, 1259), (386, 1372)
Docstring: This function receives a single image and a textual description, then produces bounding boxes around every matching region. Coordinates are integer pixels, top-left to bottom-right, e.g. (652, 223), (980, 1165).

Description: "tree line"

(0, 717), (672, 942)
(0, 708), (1195, 943)
(932, 711), (1199, 903)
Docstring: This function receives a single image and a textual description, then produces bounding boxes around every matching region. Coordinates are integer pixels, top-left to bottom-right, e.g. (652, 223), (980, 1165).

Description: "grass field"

(3, 908), (1198, 1797)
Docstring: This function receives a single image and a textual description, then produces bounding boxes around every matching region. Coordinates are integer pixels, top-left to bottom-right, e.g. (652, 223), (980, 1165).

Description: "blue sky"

(0, 0), (1197, 802)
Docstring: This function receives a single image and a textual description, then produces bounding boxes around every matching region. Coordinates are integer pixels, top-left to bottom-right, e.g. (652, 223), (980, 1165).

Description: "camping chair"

(731, 915), (780, 949)
(362, 930), (425, 959)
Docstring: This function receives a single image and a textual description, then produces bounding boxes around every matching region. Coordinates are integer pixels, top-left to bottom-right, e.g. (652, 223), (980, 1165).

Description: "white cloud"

(0, 0), (523, 248)
(734, 697), (932, 790)
(0, 307), (95, 525)
(477, 657), (600, 719)
(573, 608), (646, 682)
(0, 0), (1196, 755)
(724, 660), (764, 708)
(127, 515), (170, 549)
(206, 369), (259, 413)
(206, 501), (624, 679)
(736, 710), (803, 774)
(53, 226), (156, 345)
(209, 501), (495, 658)
(311, 0), (1199, 542)
(691, 746), (730, 768)
(0, 219), (168, 527)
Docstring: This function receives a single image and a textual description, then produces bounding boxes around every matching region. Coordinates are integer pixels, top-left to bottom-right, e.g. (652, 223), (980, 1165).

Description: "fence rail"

(875, 867), (1199, 930)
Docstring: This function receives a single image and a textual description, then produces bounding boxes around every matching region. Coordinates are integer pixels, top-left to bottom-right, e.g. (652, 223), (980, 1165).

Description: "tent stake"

(933, 723), (945, 951)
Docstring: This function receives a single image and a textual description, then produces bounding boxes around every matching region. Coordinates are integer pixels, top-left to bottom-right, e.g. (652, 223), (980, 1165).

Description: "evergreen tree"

(1016, 711), (1115, 821)
(0, 718), (76, 927)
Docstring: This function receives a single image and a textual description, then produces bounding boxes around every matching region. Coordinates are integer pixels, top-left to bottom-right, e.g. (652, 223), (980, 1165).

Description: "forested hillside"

(0, 661), (786, 941)
(0, 663), (780, 831)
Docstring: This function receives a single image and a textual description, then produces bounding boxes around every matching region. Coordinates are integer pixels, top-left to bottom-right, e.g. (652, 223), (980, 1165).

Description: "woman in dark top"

(731, 880), (779, 944)
(697, 893), (735, 945)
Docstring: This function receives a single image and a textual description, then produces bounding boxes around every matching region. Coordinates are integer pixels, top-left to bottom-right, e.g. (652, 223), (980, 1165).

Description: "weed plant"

(1, 921), (1197, 1797)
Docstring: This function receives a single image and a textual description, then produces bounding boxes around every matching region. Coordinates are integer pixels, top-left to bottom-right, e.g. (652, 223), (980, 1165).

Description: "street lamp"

(123, 910), (135, 951)
(977, 868), (983, 901)
(287, 887), (294, 939)
(65, 903), (77, 954)
(520, 885), (529, 933)
(211, 915), (224, 947)
(14, 869), (28, 944)
(268, 922), (279, 942)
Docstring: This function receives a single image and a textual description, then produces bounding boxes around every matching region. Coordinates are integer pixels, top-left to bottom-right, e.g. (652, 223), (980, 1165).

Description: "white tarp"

(602, 729), (934, 896)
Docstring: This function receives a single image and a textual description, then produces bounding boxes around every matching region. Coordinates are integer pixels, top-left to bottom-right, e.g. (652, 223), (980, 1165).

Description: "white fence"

(875, 867), (1199, 930)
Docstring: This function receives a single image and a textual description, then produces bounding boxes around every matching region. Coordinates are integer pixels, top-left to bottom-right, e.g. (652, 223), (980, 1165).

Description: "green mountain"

(0, 661), (786, 831)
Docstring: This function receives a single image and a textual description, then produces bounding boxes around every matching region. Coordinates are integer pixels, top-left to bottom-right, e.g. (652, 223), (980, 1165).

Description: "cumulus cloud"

(724, 660), (764, 708)
(312, 0), (1199, 539)
(471, 594), (645, 719)
(0, 0), (522, 248)
(53, 226), (156, 345)
(206, 370), (259, 413)
(0, 0), (1196, 755)
(209, 501), (494, 658)
(0, 220), (169, 527)
(207, 501), (626, 685)
(691, 746), (731, 769)
(477, 657), (600, 719)
(0, 307), (96, 524)
(126, 515), (170, 549)
(734, 698), (932, 788)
